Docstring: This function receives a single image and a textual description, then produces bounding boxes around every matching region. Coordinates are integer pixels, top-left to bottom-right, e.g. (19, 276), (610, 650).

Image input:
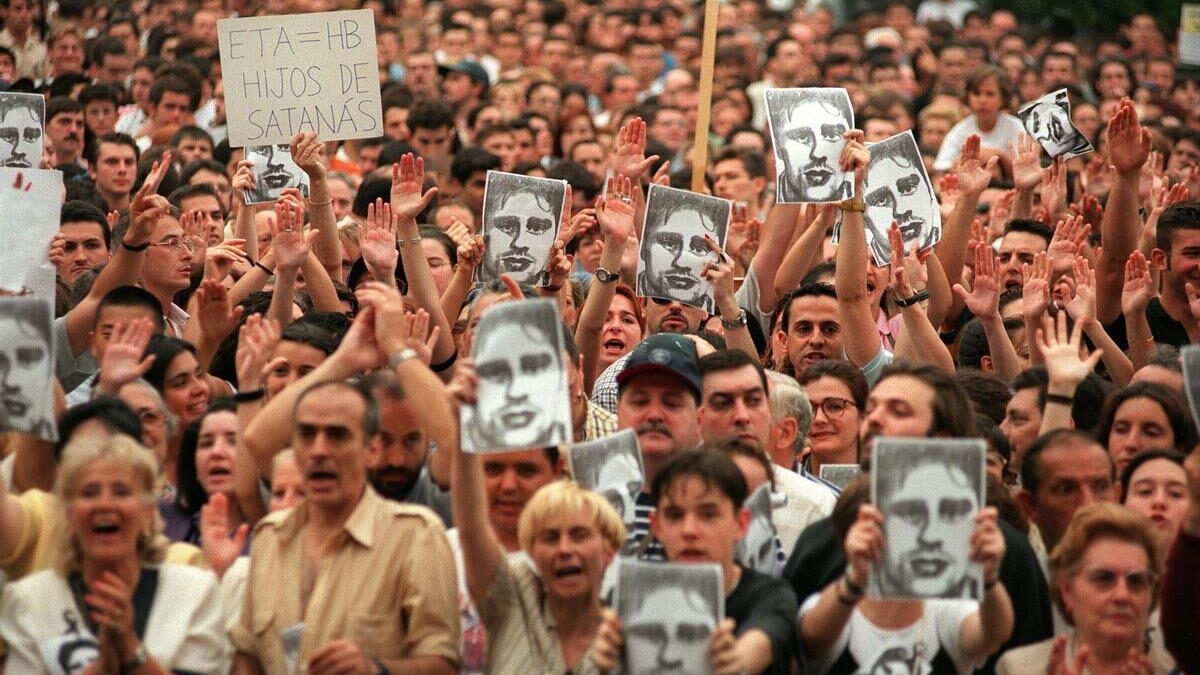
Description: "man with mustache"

(45, 96), (85, 168)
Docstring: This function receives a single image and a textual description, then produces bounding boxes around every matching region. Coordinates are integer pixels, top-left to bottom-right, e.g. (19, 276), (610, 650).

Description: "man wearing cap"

(614, 332), (704, 555)
(440, 60), (489, 146)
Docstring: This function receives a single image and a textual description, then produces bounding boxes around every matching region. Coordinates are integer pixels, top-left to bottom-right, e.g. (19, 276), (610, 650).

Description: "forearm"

(1038, 376), (1078, 435)
(935, 192), (981, 300)
(450, 445), (505, 605)
(981, 316), (1022, 381)
(733, 629), (774, 675)
(923, 252), (952, 328)
(1125, 308), (1155, 371)
(577, 245), (623, 390)
(772, 213), (826, 297)
(300, 252), (341, 313)
(1023, 311), (1046, 365)
(234, 205), (258, 264)
(963, 584), (1014, 661)
(750, 203), (800, 311)
(234, 403), (267, 522)
(228, 250), (273, 307)
(307, 178), (342, 280)
(1097, 174), (1141, 324)
(440, 268), (474, 328)
(395, 359), (456, 463)
(268, 266), (299, 330)
(894, 304), (954, 372)
(1011, 188), (1033, 221)
(798, 582), (856, 660)
(1083, 319), (1133, 385)
(11, 433), (56, 492)
(400, 227), (456, 370)
(834, 212), (882, 365)
(378, 656), (455, 675)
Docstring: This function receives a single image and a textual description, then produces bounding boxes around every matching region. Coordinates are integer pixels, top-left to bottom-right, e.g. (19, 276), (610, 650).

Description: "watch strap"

(594, 267), (619, 283)
(895, 288), (930, 307)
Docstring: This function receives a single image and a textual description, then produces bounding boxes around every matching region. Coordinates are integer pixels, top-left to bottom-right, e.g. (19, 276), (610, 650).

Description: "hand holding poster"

(567, 429), (644, 530)
(0, 168), (63, 301)
(0, 93), (43, 168)
(218, 9), (382, 146)
(477, 171), (568, 287)
(637, 183), (731, 313)
(242, 143), (311, 204)
(869, 438), (987, 600)
(0, 297), (55, 440)
(460, 298), (572, 453)
(1018, 89), (1094, 160)
(765, 88), (855, 204)
(616, 560), (723, 675)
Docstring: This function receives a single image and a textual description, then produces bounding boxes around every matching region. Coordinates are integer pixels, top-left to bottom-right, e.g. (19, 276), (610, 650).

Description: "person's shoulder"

(773, 465), (838, 512)
(253, 505), (295, 534)
(4, 566), (62, 594)
(377, 498), (450, 531)
(994, 637), (1055, 674)
(156, 562), (219, 589)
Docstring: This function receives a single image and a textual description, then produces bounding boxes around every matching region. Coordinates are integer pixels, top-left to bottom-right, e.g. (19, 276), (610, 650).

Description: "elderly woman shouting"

(0, 435), (229, 674)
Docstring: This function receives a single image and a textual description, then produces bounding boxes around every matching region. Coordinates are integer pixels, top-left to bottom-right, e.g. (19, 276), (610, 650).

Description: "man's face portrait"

(0, 307), (51, 435)
(589, 444), (642, 527)
(767, 89), (853, 203)
(1019, 90), (1092, 159)
(638, 185), (730, 313)
(735, 484), (776, 575)
(0, 94), (44, 168)
(859, 131), (939, 266)
(480, 173), (564, 285)
(624, 585), (716, 675)
(880, 461), (979, 597)
(471, 310), (569, 450)
(244, 144), (308, 204)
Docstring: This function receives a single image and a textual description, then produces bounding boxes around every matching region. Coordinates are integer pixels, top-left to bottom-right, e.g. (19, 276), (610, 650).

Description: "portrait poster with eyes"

(834, 130), (942, 267)
(461, 298), (572, 453)
(0, 92), (44, 169)
(567, 429), (644, 531)
(0, 297), (56, 440)
(819, 463), (861, 490)
(764, 87), (855, 204)
(0, 168), (63, 302)
(870, 437), (986, 601)
(477, 170), (567, 287)
(735, 483), (780, 576)
(637, 184), (731, 313)
(242, 144), (311, 205)
(1181, 345), (1200, 430)
(616, 560), (724, 675)
(1017, 88), (1094, 160)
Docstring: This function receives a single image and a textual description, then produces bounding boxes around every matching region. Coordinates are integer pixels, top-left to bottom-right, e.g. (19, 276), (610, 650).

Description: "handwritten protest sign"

(218, 9), (382, 146)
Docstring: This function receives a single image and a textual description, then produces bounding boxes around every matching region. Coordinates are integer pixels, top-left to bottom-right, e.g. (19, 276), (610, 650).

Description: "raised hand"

(840, 129), (869, 193)
(130, 151), (172, 225)
(390, 153), (438, 223)
(1010, 134), (1043, 192)
(199, 492), (249, 579)
(236, 313), (281, 391)
(231, 159), (255, 199)
(455, 234), (485, 277)
(444, 219), (473, 249)
(969, 507), (1005, 587)
(611, 116), (660, 179)
(1022, 251), (1051, 321)
(271, 201), (314, 272)
(289, 131), (327, 180)
(845, 504), (884, 588)
(194, 278), (244, 344)
(48, 232), (65, 269)
(988, 189), (1015, 238)
(702, 234), (738, 315)
(1046, 215), (1091, 276)
(1070, 193), (1103, 230)
(595, 175), (636, 243)
(542, 240), (571, 290)
(1121, 250), (1155, 318)
(1064, 255), (1096, 325)
(553, 184), (579, 248)
(708, 618), (743, 675)
(1106, 99), (1152, 176)
(1037, 311), (1103, 389)
(329, 305), (386, 373)
(1040, 157), (1068, 219)
(97, 318), (157, 393)
(1186, 282), (1200, 325)
(955, 134), (999, 196)
(887, 221), (919, 300)
(360, 198), (399, 283)
(447, 355), (479, 405)
(589, 609), (624, 673)
(204, 238), (248, 281)
(955, 234), (1002, 320)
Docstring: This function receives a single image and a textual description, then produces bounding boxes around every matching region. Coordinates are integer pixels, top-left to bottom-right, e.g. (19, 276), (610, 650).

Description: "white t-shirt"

(799, 595), (979, 675)
(933, 113), (1025, 172)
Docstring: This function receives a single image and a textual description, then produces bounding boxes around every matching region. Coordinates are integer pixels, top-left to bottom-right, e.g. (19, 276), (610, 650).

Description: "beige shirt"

(230, 486), (460, 674)
(0, 27), (45, 80)
(477, 557), (601, 675)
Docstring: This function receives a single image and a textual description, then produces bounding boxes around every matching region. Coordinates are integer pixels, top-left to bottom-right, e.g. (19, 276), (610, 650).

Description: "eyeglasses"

(1079, 568), (1158, 594)
(812, 397), (856, 418)
(150, 237), (196, 254)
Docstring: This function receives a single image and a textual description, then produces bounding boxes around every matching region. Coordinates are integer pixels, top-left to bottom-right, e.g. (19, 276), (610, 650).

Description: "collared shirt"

(0, 28), (46, 79)
(584, 401), (617, 441)
(166, 303), (189, 338)
(798, 457), (845, 497)
(229, 486), (460, 674)
(591, 353), (631, 415)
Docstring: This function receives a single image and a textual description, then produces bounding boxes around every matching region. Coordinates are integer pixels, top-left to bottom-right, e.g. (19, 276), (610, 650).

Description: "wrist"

(1045, 383), (1077, 398)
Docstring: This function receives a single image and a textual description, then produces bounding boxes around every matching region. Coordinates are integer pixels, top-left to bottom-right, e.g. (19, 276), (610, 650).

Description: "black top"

(1103, 297), (1190, 350)
(783, 517), (1054, 675)
(726, 566), (799, 675)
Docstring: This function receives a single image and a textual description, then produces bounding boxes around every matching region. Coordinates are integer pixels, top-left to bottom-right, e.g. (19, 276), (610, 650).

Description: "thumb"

(136, 355), (157, 376)
(232, 523), (250, 549)
(952, 283), (970, 301)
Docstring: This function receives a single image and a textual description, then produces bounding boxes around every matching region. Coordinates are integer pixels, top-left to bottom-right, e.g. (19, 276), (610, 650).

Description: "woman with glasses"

(996, 503), (1175, 674)
(795, 361), (868, 489)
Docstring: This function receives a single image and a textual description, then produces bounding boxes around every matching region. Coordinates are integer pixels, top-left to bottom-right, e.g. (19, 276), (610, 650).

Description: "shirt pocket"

(348, 611), (401, 658)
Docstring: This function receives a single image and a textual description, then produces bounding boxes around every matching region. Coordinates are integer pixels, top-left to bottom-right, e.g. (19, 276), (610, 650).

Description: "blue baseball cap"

(617, 334), (702, 402)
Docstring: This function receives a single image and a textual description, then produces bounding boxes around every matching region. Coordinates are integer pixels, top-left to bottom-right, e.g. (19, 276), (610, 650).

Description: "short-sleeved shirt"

(799, 595), (978, 675)
(477, 557), (603, 675)
(229, 486), (460, 674)
(726, 567), (799, 675)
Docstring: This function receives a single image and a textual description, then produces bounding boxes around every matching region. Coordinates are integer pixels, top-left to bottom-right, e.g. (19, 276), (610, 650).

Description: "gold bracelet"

(1130, 336), (1155, 344)
(307, 198), (332, 206)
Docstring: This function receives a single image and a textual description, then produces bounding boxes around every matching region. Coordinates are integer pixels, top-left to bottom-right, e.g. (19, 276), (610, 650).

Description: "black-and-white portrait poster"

(835, 130), (942, 267)
(637, 183), (731, 313)
(0, 93), (44, 168)
(764, 87), (854, 204)
(0, 168), (63, 301)
(1018, 88), (1094, 160)
(617, 560), (723, 675)
(735, 484), (778, 576)
(0, 298), (56, 440)
(461, 298), (572, 453)
(819, 463), (861, 490)
(478, 170), (567, 286)
(870, 438), (986, 600)
(242, 143), (311, 205)
(1181, 345), (1200, 430)
(567, 428), (644, 530)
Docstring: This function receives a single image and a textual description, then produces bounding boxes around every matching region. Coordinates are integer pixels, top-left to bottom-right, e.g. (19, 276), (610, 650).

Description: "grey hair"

(767, 371), (812, 457)
(101, 378), (180, 438)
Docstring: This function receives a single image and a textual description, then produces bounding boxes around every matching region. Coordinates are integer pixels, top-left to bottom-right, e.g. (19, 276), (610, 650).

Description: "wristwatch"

(720, 308), (747, 329)
(839, 199), (865, 212)
(895, 288), (930, 307)
(594, 267), (619, 283)
(387, 348), (419, 370)
(121, 643), (149, 674)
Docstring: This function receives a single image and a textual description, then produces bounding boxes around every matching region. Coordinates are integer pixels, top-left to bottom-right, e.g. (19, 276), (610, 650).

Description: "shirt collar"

(275, 484), (381, 549)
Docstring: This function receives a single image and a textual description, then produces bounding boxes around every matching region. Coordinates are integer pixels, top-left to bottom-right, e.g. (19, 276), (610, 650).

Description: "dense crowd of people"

(0, 0), (1198, 673)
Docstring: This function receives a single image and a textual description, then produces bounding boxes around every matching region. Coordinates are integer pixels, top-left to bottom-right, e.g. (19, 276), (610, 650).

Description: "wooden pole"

(690, 0), (720, 193)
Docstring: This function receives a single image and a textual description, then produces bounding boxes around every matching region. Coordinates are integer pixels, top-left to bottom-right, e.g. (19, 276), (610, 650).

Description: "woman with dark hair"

(1096, 381), (1198, 474)
(1121, 449), (1189, 545)
(796, 361), (868, 486)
